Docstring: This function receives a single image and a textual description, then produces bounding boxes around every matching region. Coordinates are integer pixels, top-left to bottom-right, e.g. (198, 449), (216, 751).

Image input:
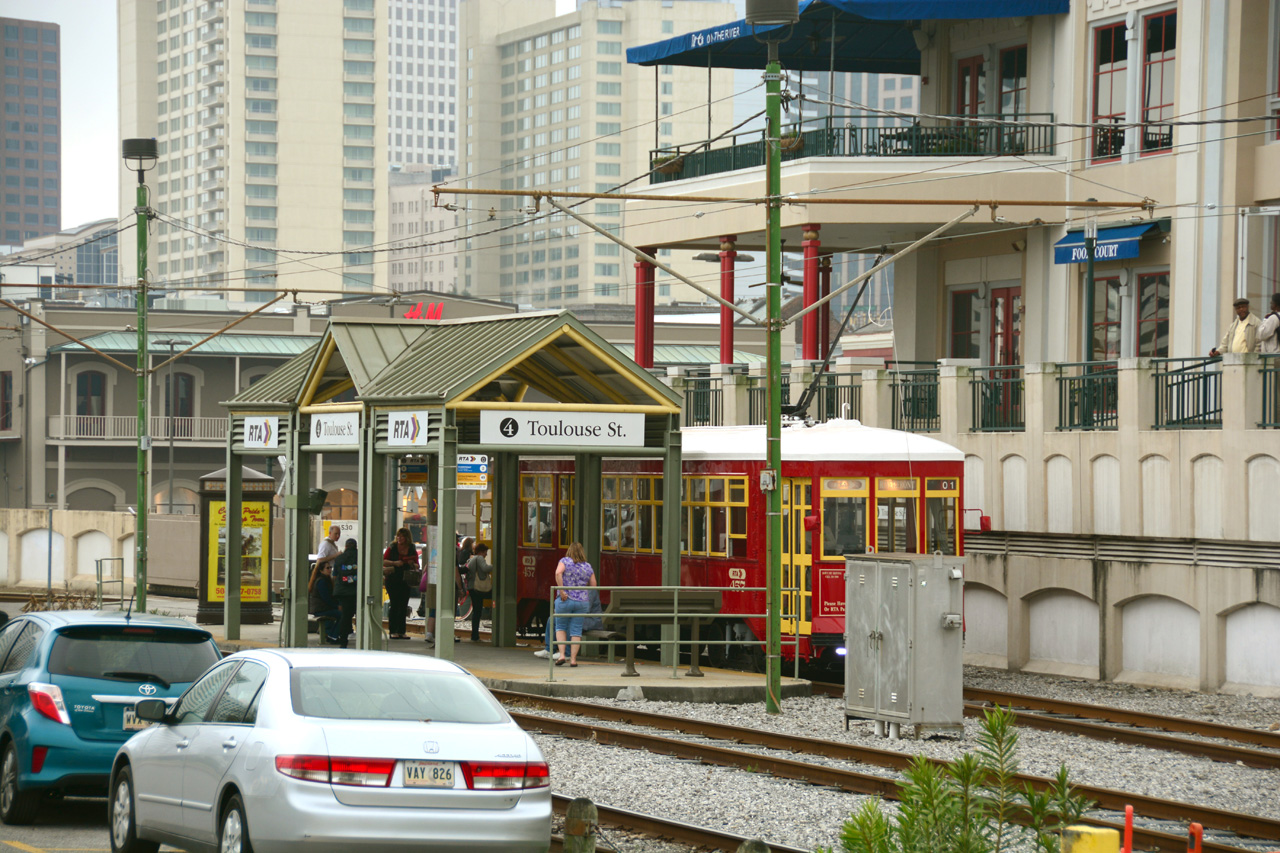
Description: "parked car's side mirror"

(135, 698), (169, 722)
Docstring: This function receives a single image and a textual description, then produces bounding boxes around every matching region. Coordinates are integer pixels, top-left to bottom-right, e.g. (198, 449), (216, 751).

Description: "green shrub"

(824, 706), (1093, 853)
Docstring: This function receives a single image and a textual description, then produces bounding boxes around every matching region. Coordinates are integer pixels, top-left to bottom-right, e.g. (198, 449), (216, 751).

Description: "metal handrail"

(971, 365), (1025, 432)
(546, 584), (802, 681)
(890, 366), (940, 433)
(1153, 357), (1222, 429)
(95, 557), (126, 610)
(683, 377), (723, 427)
(1056, 361), (1118, 431)
(649, 112), (1057, 184)
(1262, 354), (1280, 429)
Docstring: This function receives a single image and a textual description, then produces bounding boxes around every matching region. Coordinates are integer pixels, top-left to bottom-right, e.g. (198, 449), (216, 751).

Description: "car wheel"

(0, 742), (40, 825)
(219, 793), (254, 853)
(109, 766), (158, 853)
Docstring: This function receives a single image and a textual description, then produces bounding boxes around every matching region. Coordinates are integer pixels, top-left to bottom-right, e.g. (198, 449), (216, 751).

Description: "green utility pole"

(123, 138), (157, 613)
(763, 41), (783, 714)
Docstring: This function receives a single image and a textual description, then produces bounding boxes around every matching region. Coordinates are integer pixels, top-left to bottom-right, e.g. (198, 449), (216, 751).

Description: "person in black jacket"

(382, 528), (419, 639)
(307, 560), (342, 644)
(332, 539), (359, 649)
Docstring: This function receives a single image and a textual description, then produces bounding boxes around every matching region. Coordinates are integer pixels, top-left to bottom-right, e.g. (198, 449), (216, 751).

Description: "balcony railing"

(813, 373), (860, 422)
(1057, 362), (1118, 430)
(1261, 354), (1280, 428)
(683, 377), (722, 427)
(747, 374), (789, 425)
(972, 366), (1024, 432)
(1154, 357), (1222, 429)
(47, 416), (229, 441)
(890, 365), (940, 433)
(649, 113), (1056, 184)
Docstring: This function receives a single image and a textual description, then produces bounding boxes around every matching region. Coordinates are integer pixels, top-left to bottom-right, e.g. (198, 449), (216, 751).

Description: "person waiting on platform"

(307, 562), (341, 644)
(382, 527), (418, 640)
(332, 539), (359, 648)
(552, 541), (596, 668)
(462, 543), (493, 642)
(1210, 297), (1261, 356)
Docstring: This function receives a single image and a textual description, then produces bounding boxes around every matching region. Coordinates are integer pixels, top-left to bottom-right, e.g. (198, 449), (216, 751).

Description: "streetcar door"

(780, 478), (813, 637)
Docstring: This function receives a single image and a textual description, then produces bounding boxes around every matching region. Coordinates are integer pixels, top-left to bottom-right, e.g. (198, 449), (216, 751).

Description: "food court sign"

(479, 410), (644, 447)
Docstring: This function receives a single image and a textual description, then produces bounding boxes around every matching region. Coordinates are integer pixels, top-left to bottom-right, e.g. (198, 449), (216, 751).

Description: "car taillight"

(275, 755), (330, 783)
(275, 755), (395, 787)
(330, 757), (395, 787)
(30, 746), (47, 774)
(461, 761), (550, 790)
(28, 683), (70, 725)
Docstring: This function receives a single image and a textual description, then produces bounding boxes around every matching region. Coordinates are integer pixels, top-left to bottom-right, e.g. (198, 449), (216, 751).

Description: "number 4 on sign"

(403, 302), (444, 321)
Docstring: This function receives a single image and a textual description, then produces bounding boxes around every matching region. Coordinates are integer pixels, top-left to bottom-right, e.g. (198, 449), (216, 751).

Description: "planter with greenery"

(652, 153), (684, 175)
(780, 130), (804, 152)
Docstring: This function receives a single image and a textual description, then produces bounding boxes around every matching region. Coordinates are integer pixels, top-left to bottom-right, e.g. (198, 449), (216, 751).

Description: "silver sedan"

(107, 649), (551, 853)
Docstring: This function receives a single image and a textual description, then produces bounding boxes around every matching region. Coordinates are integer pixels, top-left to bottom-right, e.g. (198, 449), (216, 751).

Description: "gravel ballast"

(531, 666), (1280, 853)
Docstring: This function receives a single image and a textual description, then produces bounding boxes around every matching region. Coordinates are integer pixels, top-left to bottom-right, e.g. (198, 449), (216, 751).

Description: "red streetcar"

(510, 418), (964, 667)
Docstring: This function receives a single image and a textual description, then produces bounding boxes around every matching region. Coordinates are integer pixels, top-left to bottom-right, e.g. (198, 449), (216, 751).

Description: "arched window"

(76, 370), (107, 437)
(323, 488), (359, 521)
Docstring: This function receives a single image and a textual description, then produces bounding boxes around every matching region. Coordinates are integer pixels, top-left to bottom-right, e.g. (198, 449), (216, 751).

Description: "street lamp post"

(123, 138), (158, 611)
(1083, 199), (1098, 362)
(746, 0), (799, 715)
(155, 339), (190, 515)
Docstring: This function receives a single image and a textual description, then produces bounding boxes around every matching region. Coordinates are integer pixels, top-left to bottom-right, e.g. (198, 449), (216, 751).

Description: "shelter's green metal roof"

(614, 344), (765, 367)
(51, 331), (318, 357)
(360, 311), (682, 408)
(224, 344), (319, 408)
(327, 320), (426, 393)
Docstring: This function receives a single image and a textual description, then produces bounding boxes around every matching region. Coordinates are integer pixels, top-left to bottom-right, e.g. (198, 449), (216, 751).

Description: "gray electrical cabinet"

(844, 553), (965, 738)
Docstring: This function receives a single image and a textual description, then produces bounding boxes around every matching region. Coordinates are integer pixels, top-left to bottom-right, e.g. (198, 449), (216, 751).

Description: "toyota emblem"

(138, 684), (158, 696)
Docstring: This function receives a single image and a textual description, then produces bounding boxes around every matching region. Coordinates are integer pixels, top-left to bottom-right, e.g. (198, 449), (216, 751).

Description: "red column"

(634, 249), (656, 369)
(718, 235), (737, 364)
(819, 254), (832, 361)
(801, 224), (821, 361)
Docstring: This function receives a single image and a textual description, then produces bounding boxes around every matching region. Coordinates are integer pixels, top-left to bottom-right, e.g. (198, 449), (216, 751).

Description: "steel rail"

(963, 687), (1280, 750)
(502, 695), (1280, 852)
(550, 794), (809, 853)
(812, 681), (1280, 767)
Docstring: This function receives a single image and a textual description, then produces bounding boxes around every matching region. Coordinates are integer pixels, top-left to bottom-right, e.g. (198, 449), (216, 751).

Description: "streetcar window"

(680, 475), (749, 558)
(821, 496), (867, 558)
(602, 475), (662, 553)
(926, 497), (957, 554)
(877, 498), (918, 553)
(520, 474), (554, 548)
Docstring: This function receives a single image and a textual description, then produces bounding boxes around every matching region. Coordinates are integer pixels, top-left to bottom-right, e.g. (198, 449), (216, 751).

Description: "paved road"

(0, 797), (130, 852)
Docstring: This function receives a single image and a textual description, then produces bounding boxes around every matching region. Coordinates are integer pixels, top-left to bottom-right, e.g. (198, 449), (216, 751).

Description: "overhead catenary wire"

(0, 221), (136, 268)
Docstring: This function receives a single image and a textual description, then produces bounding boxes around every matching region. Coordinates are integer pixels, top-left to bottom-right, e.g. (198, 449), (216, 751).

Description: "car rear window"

(292, 668), (507, 724)
(48, 627), (220, 687)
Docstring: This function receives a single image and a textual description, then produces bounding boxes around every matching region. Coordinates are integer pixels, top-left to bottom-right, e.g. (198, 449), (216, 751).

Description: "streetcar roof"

(681, 419), (964, 462)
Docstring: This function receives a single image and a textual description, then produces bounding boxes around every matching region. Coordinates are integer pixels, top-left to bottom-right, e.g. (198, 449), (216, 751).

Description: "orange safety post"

(1187, 822), (1202, 853)
(1123, 805), (1133, 853)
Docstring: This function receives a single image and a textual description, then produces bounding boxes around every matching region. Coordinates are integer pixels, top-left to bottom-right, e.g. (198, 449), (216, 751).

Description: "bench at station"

(601, 589), (722, 677)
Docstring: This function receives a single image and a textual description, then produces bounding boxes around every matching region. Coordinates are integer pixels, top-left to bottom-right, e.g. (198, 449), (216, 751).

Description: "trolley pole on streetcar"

(749, 0), (798, 714)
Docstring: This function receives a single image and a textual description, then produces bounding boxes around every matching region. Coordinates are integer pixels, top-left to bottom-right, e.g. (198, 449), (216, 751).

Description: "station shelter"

(220, 311), (684, 659)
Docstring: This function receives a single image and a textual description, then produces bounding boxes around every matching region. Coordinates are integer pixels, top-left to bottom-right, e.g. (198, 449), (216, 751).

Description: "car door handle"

(175, 739), (189, 750)
(222, 737), (238, 749)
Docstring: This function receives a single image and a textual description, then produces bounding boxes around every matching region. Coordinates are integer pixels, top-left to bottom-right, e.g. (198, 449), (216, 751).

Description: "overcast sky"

(16, 0), (709, 231)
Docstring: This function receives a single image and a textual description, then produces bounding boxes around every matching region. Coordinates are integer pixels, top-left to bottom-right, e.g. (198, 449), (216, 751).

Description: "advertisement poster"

(208, 501), (271, 603)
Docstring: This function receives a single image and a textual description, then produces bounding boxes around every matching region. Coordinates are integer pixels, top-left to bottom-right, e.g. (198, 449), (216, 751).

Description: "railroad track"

(807, 682), (1280, 771)
(499, 690), (1280, 853)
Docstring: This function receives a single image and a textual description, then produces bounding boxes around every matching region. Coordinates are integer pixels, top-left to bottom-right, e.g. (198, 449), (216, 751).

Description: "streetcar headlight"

(834, 647), (847, 656)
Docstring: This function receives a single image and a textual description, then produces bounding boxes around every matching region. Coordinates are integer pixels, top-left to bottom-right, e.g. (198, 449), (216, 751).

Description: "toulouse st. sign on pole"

(479, 410), (645, 447)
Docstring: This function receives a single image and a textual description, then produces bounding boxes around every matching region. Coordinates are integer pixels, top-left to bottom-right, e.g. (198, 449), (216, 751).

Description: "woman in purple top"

(553, 542), (596, 667)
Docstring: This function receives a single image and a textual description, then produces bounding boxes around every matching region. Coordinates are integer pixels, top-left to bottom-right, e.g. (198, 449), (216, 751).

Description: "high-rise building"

(1, 18), (61, 246)
(388, 165), (459, 294)
(459, 0), (736, 309)
(386, 0), (458, 170)
(118, 0), (388, 306)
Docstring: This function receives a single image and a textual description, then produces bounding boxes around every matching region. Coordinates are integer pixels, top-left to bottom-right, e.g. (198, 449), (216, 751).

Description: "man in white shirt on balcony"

(1209, 297), (1260, 357)
(1258, 293), (1280, 354)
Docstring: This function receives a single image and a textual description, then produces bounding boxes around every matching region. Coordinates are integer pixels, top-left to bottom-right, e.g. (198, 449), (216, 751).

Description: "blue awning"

(627, 0), (1070, 74)
(1053, 222), (1165, 265)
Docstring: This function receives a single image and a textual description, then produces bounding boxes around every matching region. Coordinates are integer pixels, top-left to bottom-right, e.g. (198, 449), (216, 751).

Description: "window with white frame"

(1090, 8), (1177, 162)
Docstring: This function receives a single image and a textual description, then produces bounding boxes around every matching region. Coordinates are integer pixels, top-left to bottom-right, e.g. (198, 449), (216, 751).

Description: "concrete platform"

(138, 595), (812, 705)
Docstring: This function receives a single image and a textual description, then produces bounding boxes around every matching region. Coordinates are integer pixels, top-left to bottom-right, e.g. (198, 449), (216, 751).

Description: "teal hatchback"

(0, 611), (221, 825)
